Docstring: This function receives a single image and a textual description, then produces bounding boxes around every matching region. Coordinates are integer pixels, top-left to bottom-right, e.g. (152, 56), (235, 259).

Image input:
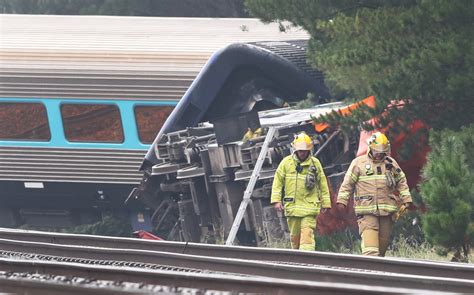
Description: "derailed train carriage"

(128, 42), (361, 245)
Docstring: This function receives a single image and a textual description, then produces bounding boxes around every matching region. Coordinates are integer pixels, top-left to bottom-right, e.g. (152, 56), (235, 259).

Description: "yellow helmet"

(292, 132), (313, 151)
(367, 132), (390, 153)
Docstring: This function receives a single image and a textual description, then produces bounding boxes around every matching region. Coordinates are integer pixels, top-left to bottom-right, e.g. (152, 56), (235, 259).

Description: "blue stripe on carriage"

(0, 97), (178, 150)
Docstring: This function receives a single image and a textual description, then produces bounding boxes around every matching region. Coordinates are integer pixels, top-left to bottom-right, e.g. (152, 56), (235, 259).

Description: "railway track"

(0, 257), (421, 295)
(0, 228), (473, 294)
(1, 227), (472, 280)
(0, 271), (167, 295)
(1, 238), (472, 293)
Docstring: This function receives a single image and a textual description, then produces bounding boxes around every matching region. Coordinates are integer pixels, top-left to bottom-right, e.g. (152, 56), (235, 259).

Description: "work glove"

(404, 202), (415, 210)
(336, 203), (346, 211)
(273, 202), (283, 212)
(393, 202), (413, 221)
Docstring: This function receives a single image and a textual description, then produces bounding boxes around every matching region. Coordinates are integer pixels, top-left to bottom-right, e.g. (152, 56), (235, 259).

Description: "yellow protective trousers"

(286, 216), (316, 251)
(357, 215), (393, 256)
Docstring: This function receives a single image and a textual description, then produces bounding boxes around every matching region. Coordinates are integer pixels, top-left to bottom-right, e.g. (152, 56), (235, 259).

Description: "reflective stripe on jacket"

(337, 154), (412, 216)
(271, 154), (331, 217)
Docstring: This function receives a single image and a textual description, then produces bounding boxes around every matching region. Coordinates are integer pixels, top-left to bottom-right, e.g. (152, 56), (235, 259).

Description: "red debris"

(133, 230), (163, 240)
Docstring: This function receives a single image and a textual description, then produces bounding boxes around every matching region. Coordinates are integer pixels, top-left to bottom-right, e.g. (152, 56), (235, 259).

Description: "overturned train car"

(129, 41), (359, 245)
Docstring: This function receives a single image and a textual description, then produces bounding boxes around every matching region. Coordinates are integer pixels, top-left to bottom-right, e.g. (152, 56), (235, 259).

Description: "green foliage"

(316, 228), (361, 253)
(0, 0), (249, 17)
(18, 214), (133, 237)
(386, 237), (447, 261)
(293, 93), (317, 109)
(245, 0), (474, 137)
(294, 99), (314, 109)
(391, 209), (425, 248)
(67, 215), (132, 237)
(420, 124), (474, 262)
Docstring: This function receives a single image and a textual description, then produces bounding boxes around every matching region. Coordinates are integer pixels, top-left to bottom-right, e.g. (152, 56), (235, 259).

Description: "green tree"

(245, 0), (474, 137)
(68, 215), (132, 237)
(0, 0), (249, 17)
(420, 124), (474, 262)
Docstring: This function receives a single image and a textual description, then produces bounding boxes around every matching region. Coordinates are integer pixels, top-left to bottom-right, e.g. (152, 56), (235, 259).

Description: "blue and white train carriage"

(0, 97), (175, 228)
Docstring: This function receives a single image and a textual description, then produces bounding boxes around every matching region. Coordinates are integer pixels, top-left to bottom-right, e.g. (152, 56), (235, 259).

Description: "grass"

(267, 230), (473, 263)
(267, 238), (291, 249)
(386, 236), (473, 263)
(386, 237), (449, 261)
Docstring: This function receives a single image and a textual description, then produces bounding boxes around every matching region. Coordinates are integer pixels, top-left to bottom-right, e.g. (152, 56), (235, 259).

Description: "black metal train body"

(131, 42), (358, 245)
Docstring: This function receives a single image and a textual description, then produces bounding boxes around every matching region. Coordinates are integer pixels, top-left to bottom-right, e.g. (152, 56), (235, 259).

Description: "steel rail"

(0, 238), (472, 293)
(0, 257), (441, 295)
(1, 228), (472, 281)
(0, 276), (148, 295)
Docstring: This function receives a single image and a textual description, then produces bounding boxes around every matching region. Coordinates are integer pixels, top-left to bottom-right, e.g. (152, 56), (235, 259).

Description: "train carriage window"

(0, 102), (51, 141)
(61, 104), (124, 143)
(134, 105), (174, 144)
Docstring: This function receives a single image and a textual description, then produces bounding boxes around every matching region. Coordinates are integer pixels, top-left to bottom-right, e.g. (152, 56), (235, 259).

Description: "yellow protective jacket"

(271, 154), (331, 217)
(337, 154), (412, 216)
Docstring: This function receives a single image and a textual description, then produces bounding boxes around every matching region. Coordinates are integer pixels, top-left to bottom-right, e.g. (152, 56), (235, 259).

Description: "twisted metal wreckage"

(126, 41), (425, 246)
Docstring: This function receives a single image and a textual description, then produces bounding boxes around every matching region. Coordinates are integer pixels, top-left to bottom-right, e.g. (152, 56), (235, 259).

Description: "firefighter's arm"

(393, 161), (412, 204)
(337, 159), (358, 206)
(316, 158), (331, 208)
(271, 158), (286, 204)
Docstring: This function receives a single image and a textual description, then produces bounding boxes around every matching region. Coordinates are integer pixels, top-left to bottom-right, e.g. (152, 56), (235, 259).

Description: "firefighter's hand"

(403, 202), (415, 210)
(336, 203), (346, 211)
(273, 202), (283, 212)
(320, 208), (329, 214)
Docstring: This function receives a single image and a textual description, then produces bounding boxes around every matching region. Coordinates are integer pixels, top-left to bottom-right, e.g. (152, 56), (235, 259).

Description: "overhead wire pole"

(225, 127), (276, 246)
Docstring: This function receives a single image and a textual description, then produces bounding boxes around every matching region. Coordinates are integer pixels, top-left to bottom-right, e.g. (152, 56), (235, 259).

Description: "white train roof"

(0, 15), (310, 100)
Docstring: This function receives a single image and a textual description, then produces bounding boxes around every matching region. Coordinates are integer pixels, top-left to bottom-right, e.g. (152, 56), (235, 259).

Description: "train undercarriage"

(128, 103), (359, 246)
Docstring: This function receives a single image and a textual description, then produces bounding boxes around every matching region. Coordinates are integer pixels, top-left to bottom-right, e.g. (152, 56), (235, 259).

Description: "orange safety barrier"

(314, 96), (376, 133)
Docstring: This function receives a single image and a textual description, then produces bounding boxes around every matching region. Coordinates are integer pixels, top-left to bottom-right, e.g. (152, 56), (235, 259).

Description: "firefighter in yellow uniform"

(271, 132), (331, 250)
(336, 132), (413, 256)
